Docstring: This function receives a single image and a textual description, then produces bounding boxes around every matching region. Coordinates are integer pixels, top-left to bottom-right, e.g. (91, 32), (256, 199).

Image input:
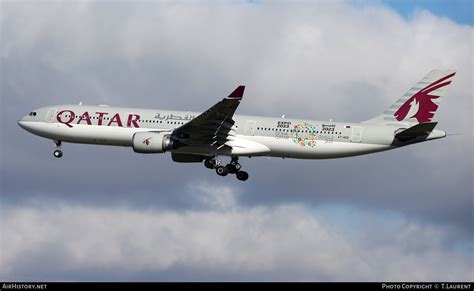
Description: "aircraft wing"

(172, 86), (245, 148)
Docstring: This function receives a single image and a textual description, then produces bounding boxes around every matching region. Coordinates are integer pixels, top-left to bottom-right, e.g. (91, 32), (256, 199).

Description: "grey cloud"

(1, 196), (472, 281)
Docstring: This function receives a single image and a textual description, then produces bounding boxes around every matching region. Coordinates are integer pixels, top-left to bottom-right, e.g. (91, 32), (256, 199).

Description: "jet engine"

(132, 132), (175, 153)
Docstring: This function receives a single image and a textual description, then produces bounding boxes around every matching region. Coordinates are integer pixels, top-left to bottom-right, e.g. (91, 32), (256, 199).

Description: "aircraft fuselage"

(18, 104), (445, 160)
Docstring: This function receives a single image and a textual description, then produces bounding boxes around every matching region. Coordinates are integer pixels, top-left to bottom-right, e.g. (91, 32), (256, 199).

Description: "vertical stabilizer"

(363, 70), (455, 126)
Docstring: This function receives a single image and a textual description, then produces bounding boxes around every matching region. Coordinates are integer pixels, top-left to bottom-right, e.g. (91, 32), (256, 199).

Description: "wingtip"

(227, 85), (245, 99)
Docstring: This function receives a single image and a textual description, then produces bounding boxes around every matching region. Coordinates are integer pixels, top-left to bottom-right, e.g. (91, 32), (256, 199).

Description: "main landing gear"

(204, 156), (249, 181)
(53, 140), (63, 158)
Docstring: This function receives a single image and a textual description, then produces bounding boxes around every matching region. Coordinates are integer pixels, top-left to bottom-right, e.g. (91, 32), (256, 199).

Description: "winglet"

(227, 85), (245, 100)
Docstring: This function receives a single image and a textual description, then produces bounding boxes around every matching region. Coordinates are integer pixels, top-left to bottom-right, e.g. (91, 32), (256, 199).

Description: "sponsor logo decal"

(322, 124), (335, 132)
(292, 123), (317, 147)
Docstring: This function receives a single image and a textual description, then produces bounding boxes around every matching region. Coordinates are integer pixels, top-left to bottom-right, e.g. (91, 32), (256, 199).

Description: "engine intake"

(132, 132), (175, 153)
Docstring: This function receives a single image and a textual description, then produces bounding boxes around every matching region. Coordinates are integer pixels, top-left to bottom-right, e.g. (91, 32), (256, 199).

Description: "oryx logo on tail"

(394, 72), (455, 123)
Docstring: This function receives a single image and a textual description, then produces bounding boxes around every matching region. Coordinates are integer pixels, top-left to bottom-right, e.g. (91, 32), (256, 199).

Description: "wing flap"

(224, 138), (270, 155)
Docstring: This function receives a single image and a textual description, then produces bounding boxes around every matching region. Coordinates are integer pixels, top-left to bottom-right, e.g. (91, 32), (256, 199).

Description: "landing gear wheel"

(227, 156), (241, 174)
(216, 165), (229, 176)
(236, 171), (249, 181)
(226, 164), (237, 174)
(204, 159), (215, 169)
(53, 140), (63, 158)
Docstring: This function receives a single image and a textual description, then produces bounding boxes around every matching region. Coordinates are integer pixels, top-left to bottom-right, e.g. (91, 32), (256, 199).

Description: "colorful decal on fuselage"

(292, 123), (317, 147)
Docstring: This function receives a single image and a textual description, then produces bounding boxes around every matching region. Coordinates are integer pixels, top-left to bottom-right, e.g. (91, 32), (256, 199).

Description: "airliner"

(18, 70), (454, 181)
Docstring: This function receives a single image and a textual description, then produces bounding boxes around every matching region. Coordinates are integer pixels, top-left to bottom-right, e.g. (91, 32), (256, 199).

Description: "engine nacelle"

(132, 132), (174, 153)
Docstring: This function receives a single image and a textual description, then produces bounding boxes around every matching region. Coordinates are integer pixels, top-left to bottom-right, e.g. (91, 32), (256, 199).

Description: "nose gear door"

(46, 108), (57, 123)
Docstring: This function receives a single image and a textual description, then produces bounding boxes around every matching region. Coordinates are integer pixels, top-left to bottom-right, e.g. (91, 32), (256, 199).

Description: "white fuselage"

(18, 104), (445, 159)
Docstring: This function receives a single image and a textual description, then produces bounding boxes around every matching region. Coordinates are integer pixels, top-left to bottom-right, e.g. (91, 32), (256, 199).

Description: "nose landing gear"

(204, 156), (249, 181)
(53, 140), (63, 158)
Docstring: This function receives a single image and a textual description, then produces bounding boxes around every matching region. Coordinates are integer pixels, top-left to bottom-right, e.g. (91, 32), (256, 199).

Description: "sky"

(1, 0), (473, 282)
(380, 0), (473, 25)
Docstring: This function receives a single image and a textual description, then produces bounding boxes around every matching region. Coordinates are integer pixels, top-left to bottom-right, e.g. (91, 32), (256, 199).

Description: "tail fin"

(363, 70), (456, 126)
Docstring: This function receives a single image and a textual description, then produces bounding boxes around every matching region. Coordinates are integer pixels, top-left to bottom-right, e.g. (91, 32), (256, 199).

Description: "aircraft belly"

(23, 122), (391, 158)
(246, 136), (391, 159)
(25, 122), (151, 147)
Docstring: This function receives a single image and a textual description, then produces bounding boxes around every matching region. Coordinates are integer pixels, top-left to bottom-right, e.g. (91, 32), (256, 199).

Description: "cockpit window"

(28, 112), (37, 116)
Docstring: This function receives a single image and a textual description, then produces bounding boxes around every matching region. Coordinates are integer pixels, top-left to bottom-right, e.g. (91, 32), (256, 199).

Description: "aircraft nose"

(18, 118), (32, 131)
(18, 120), (27, 130)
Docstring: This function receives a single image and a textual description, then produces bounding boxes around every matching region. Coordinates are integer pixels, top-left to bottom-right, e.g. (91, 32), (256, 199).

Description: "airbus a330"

(18, 70), (454, 181)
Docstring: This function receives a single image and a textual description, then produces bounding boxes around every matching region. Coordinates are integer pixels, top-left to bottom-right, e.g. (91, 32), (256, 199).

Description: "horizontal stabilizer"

(395, 122), (437, 141)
